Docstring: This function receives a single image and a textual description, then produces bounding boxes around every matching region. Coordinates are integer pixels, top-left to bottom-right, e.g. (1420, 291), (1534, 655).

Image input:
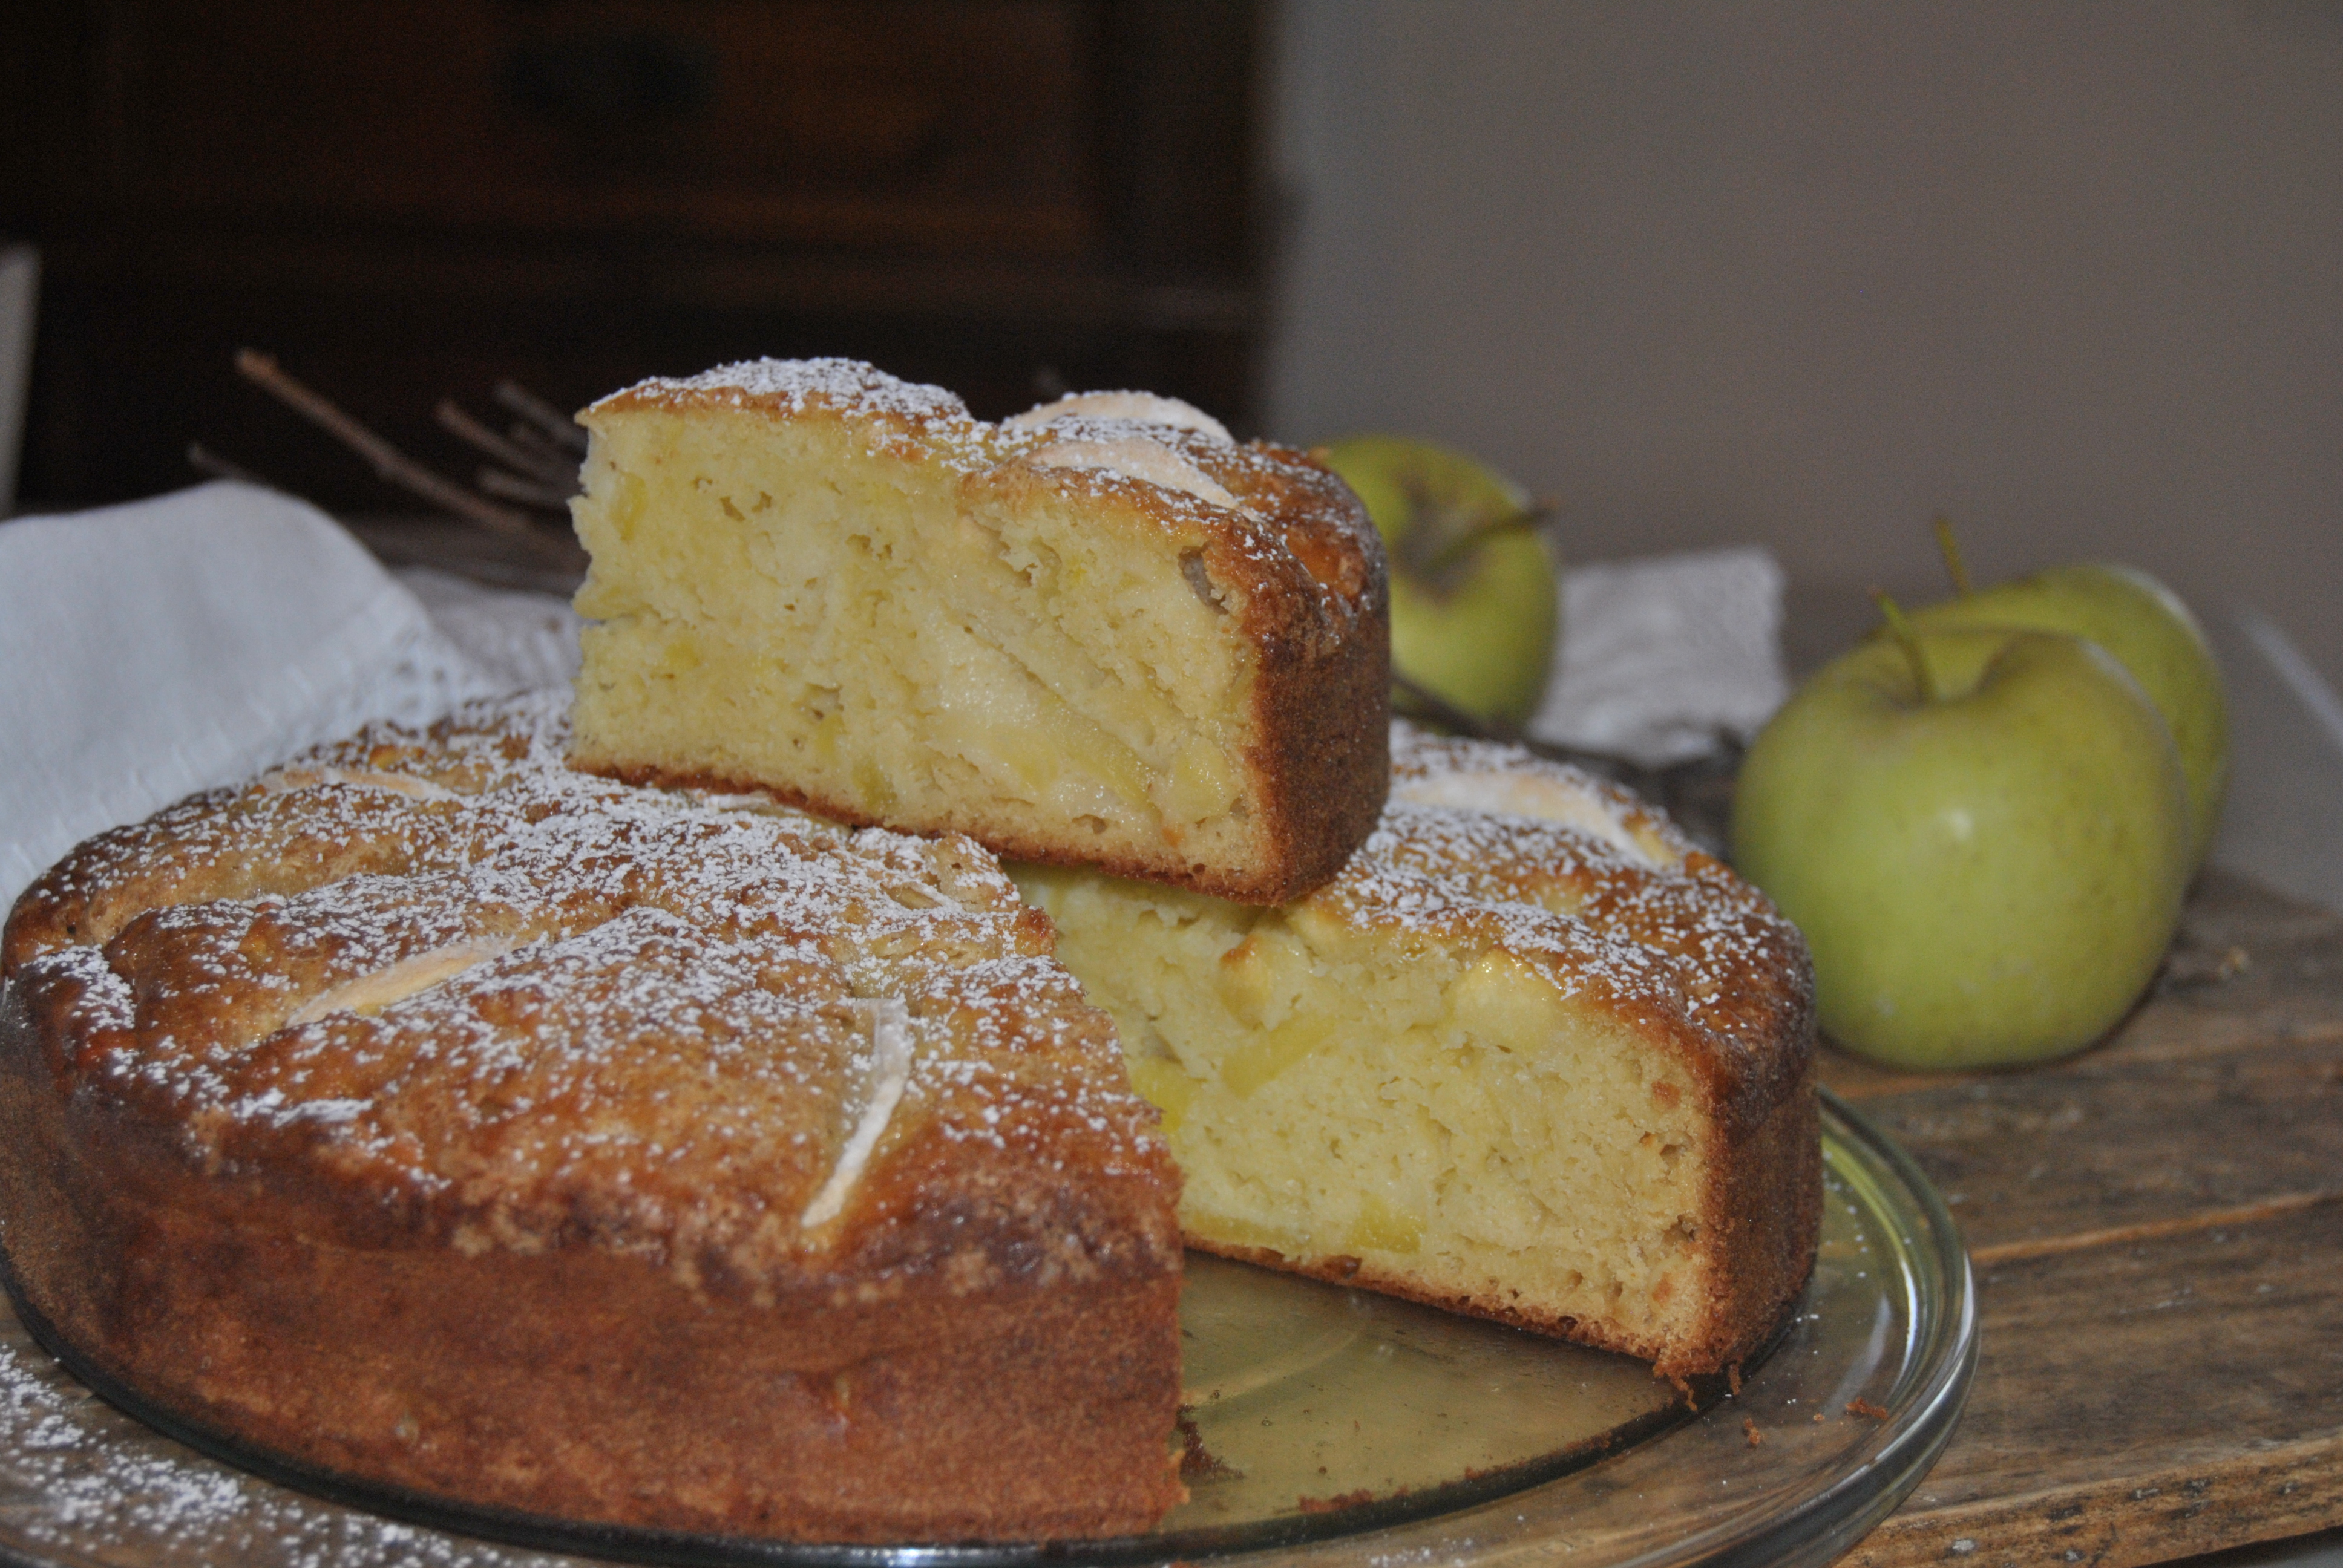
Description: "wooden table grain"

(1821, 868), (2343, 1568)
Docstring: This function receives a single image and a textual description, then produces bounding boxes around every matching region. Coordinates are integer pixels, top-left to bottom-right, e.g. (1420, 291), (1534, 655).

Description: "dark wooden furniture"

(1, 1), (1265, 514)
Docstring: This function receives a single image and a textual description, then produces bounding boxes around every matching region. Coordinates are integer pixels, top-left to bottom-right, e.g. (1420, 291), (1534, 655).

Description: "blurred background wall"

(1262, 1), (2342, 688)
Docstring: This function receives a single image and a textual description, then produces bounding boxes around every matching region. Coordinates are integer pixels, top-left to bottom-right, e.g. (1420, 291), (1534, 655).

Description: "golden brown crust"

(571, 361), (1389, 906)
(1686, 1044), (1822, 1379)
(0, 697), (1186, 1542)
(1207, 440), (1393, 904)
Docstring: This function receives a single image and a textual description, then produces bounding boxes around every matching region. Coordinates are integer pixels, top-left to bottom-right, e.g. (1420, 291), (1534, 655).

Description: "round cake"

(0, 694), (1187, 1544)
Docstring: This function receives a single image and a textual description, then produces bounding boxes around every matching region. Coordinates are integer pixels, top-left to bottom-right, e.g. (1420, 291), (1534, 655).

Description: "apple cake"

(0, 694), (1186, 1544)
(566, 361), (1389, 906)
(1012, 722), (1819, 1380)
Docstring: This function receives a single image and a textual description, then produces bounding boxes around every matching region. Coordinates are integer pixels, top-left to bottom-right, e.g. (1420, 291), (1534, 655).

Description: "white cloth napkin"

(0, 483), (513, 902)
(1533, 546), (1789, 768)
(393, 564), (583, 695)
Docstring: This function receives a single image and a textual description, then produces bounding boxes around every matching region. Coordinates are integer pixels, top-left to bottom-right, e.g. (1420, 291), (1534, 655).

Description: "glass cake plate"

(0, 1089), (1973, 1568)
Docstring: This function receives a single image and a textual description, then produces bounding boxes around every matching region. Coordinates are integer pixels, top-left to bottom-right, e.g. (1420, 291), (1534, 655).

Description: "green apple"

(1319, 434), (1558, 728)
(1731, 619), (2190, 1070)
(1906, 557), (2228, 872)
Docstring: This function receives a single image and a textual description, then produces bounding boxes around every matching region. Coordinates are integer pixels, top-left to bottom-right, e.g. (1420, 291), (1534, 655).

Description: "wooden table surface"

(1819, 867), (2343, 1568)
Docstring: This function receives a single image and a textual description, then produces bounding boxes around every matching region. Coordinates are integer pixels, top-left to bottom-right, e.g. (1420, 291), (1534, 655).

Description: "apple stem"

(1420, 500), (1558, 577)
(1932, 515), (1974, 596)
(1872, 588), (1939, 703)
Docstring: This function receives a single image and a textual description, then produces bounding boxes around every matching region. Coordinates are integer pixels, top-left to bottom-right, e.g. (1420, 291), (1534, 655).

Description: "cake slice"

(1011, 724), (1820, 1380)
(567, 361), (1389, 906)
(0, 696), (1186, 1543)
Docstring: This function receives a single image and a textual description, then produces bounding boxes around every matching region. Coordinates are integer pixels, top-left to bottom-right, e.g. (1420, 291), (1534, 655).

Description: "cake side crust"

(0, 1056), (1186, 1542)
(1014, 724), (1821, 1381)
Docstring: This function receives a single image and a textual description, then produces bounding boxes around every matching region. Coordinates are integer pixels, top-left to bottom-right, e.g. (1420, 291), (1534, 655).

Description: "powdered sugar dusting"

(0, 1308), (549, 1565)
(1389, 720), (1693, 866)
(1030, 436), (1243, 510)
(594, 356), (970, 428)
(1326, 724), (1811, 1085)
(1391, 768), (1665, 867)
(1006, 391), (1234, 445)
(258, 767), (461, 803)
(572, 356), (1383, 635)
(6, 692), (1176, 1285)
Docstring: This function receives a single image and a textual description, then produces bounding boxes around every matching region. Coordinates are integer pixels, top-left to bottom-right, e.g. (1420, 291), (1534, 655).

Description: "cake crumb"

(1174, 1411), (1239, 1481)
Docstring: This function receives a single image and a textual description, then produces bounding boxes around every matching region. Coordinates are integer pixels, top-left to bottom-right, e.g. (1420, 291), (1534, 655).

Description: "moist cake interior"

(569, 362), (1388, 904)
(1011, 727), (1819, 1379)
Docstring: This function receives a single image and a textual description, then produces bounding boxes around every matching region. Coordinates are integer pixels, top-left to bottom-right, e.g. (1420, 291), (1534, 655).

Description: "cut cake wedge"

(568, 362), (1389, 906)
(1012, 724), (1820, 1380)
